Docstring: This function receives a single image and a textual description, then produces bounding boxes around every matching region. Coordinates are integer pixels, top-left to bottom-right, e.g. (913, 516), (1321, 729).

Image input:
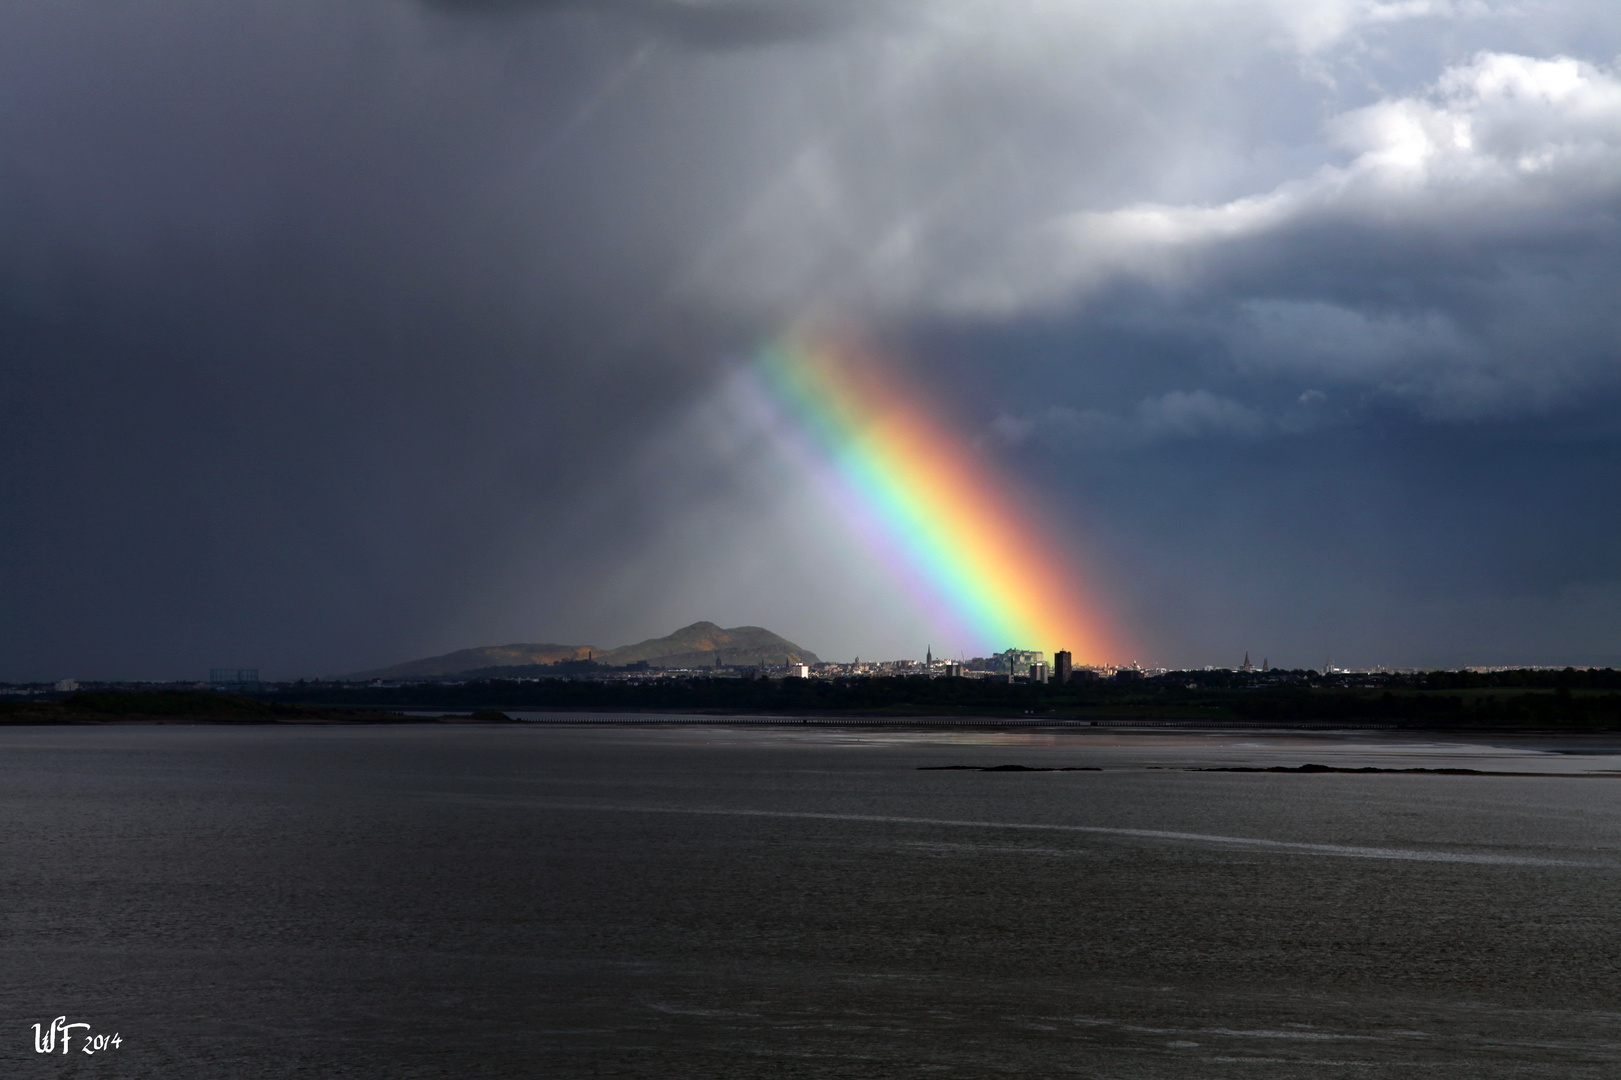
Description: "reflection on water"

(4, 724), (1621, 1078)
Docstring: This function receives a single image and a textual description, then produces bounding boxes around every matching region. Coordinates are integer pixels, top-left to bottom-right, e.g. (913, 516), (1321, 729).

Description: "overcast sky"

(4, 0), (1621, 679)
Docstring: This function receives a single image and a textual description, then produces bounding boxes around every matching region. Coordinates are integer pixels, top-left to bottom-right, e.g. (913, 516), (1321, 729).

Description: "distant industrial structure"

(210, 668), (260, 690)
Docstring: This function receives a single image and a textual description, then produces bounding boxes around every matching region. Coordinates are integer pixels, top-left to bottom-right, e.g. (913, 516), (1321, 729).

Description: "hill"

(595, 621), (819, 668)
(348, 642), (599, 681)
(348, 622), (818, 680)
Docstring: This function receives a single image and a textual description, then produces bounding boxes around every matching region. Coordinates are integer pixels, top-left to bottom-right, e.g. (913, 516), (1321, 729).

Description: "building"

(943, 662), (964, 678)
(1054, 650), (1072, 684)
(994, 648), (1046, 673)
(786, 663), (809, 679)
(1029, 662), (1049, 684)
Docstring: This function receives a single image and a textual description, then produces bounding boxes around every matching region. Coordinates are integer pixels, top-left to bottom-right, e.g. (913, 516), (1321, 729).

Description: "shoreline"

(5, 711), (1621, 738)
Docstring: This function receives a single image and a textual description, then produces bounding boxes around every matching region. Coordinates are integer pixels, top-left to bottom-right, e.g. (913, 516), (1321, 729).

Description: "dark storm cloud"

(0, 0), (737, 679)
(423, 0), (892, 47)
(5, 0), (1621, 678)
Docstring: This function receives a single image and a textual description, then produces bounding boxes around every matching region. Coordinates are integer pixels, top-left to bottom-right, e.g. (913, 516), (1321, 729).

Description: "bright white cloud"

(956, 53), (1621, 315)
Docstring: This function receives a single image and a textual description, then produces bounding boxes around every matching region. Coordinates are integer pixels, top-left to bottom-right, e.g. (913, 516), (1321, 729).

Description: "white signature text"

(31, 1016), (122, 1055)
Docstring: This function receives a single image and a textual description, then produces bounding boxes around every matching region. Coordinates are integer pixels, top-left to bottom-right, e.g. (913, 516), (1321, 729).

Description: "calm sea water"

(5, 723), (1621, 1078)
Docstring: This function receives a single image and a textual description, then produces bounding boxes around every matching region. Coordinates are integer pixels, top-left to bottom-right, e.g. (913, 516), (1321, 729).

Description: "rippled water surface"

(6, 723), (1621, 1078)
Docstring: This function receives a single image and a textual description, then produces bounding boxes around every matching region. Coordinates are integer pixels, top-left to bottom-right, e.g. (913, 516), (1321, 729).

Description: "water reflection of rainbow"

(754, 328), (1119, 663)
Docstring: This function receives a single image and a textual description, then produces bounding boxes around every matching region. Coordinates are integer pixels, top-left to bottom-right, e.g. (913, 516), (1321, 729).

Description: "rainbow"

(751, 327), (1119, 664)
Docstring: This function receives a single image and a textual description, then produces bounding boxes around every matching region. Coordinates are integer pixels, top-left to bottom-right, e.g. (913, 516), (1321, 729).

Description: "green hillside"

(596, 621), (819, 668)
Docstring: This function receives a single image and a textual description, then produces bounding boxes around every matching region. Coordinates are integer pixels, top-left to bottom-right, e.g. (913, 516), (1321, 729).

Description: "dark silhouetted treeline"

(258, 669), (1621, 730)
(10, 673), (1617, 729)
(1399, 668), (1621, 690)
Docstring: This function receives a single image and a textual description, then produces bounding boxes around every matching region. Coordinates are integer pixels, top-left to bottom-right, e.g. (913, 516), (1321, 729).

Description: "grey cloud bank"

(2, 0), (1620, 679)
